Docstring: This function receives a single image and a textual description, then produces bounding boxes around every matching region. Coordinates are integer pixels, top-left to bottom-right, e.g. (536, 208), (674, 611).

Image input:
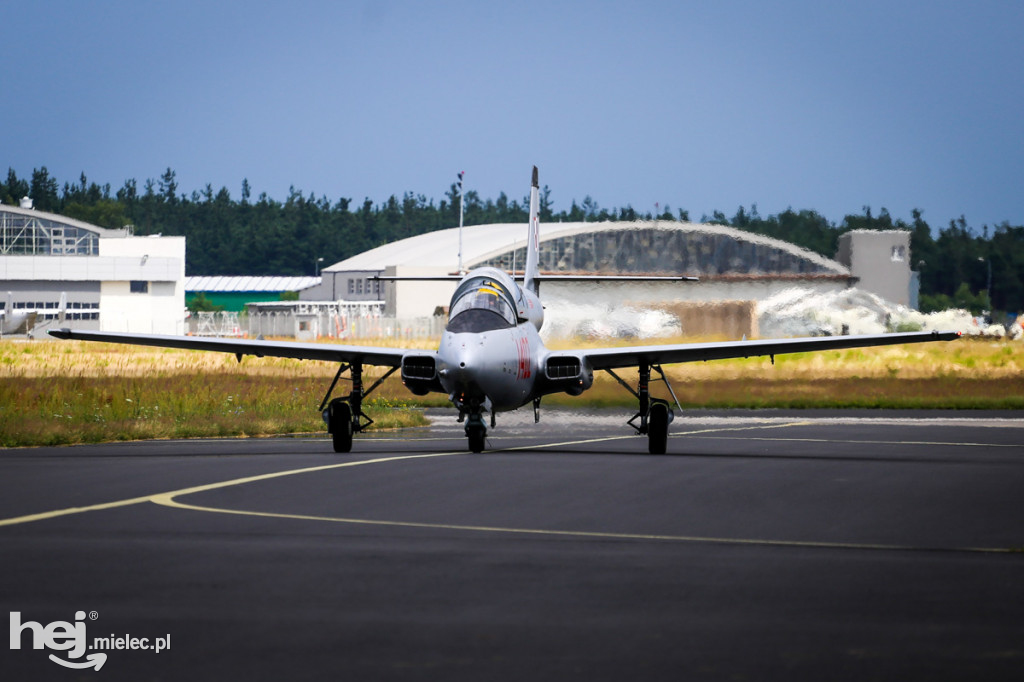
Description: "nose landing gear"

(456, 396), (492, 453)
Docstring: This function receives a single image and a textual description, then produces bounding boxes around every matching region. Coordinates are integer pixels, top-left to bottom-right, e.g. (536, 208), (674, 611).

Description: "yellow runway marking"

(151, 492), (1014, 555)
(676, 421), (815, 436)
(687, 435), (1024, 448)
(0, 452), (464, 528)
(0, 432), (638, 528)
(0, 495), (155, 528)
(2, 422), (1017, 554)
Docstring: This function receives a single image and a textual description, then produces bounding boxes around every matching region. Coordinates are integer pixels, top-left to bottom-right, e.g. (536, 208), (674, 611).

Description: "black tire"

(467, 425), (486, 453)
(648, 402), (669, 455)
(330, 400), (354, 453)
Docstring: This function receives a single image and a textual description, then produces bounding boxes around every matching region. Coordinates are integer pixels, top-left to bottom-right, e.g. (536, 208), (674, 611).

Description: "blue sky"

(4, 0), (1022, 229)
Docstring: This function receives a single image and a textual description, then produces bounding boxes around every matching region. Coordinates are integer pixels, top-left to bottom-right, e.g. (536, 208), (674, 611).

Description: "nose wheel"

(466, 412), (487, 453)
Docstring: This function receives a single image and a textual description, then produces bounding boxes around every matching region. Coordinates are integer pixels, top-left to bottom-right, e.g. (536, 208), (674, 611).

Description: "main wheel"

(329, 400), (354, 453)
(647, 402), (669, 455)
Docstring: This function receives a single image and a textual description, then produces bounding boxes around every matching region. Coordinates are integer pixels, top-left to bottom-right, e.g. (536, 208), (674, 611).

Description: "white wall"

(385, 265), (458, 318)
(837, 231), (912, 306)
(97, 235), (185, 334)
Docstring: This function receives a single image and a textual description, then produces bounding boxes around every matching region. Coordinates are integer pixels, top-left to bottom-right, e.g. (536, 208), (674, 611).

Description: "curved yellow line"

(4, 424), (1016, 554)
(0, 452), (462, 527)
(0, 434), (634, 528)
(150, 493), (1013, 555)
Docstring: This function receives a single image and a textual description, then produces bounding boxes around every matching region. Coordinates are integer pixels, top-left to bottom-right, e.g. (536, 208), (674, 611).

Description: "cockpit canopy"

(447, 275), (518, 333)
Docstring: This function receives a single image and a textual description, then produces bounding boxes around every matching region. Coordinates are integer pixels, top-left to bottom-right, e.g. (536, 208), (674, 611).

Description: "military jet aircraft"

(50, 167), (959, 453)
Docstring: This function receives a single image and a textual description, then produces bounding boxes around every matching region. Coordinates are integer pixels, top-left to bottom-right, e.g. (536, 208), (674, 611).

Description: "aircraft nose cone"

(452, 358), (472, 381)
(439, 343), (483, 392)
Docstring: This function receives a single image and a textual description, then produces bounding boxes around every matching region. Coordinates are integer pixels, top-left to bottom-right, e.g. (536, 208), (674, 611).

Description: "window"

(446, 280), (517, 333)
(0, 211), (100, 255)
(891, 246), (906, 262)
(130, 281), (149, 293)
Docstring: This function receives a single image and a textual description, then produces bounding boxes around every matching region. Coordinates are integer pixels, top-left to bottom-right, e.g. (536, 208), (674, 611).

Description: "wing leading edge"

(47, 328), (416, 367)
(575, 330), (961, 371)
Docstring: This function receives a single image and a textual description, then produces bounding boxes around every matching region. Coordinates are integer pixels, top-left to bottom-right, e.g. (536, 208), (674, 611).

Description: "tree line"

(2, 166), (1022, 316)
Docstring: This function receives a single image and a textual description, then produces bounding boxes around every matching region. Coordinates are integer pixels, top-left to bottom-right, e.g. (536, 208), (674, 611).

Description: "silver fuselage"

(437, 321), (545, 412)
(435, 267), (549, 413)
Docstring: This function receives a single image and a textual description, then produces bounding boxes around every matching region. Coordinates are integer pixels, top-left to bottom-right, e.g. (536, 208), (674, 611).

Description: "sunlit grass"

(0, 338), (430, 447)
(0, 336), (1020, 447)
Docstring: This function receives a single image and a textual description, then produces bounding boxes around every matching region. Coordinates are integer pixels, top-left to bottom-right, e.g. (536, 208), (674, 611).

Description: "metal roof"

(185, 276), (320, 292)
(0, 203), (127, 236)
(324, 220), (849, 275)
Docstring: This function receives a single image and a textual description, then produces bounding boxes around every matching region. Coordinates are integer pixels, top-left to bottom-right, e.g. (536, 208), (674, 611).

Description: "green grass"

(0, 374), (427, 448)
(542, 377), (1024, 410)
(1, 337), (1021, 447)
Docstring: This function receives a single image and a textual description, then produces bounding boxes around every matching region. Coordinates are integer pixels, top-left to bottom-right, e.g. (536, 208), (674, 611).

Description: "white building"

(836, 230), (914, 307)
(0, 202), (185, 334)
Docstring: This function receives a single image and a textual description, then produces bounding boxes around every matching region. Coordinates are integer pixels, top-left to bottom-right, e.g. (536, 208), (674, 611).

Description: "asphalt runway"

(2, 409), (1023, 681)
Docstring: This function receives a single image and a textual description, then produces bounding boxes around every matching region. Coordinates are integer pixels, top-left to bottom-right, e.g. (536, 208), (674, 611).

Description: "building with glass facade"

(0, 203), (185, 335)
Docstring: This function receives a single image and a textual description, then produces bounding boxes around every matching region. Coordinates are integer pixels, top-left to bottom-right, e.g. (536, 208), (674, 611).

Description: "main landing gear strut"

(319, 362), (397, 453)
(606, 362), (681, 454)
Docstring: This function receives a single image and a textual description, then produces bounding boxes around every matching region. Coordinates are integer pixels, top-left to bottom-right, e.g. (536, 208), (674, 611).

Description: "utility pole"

(978, 256), (992, 310)
(457, 171), (465, 274)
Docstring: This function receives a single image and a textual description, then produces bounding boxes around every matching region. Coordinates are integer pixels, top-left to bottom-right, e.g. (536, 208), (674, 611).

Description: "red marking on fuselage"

(516, 335), (531, 380)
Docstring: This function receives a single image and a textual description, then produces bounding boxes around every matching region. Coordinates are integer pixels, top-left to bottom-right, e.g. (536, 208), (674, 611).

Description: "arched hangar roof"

(326, 220), (849, 277)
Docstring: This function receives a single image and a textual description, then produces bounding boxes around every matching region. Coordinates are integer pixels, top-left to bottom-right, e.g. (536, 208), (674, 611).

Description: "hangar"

(0, 201), (185, 335)
(303, 220), (913, 338)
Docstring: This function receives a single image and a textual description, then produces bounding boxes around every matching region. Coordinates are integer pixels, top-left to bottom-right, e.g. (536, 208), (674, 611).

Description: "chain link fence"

(186, 307), (445, 340)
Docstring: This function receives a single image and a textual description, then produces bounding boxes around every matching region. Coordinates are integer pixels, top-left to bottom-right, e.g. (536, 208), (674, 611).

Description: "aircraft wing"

(47, 328), (415, 367)
(573, 330), (961, 371)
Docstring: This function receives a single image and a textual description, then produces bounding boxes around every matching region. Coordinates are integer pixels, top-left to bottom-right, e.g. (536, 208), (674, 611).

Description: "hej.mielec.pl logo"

(10, 610), (171, 671)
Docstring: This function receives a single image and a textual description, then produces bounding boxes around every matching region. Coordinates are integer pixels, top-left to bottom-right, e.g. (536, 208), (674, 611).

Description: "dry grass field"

(1, 335), (1021, 447)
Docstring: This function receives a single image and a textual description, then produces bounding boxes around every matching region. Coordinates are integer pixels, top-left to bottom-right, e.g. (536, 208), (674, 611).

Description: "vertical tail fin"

(524, 166), (541, 295)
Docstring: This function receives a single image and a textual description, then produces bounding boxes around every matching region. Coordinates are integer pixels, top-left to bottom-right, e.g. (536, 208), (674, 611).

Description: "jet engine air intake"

(543, 355), (593, 395)
(401, 355), (442, 395)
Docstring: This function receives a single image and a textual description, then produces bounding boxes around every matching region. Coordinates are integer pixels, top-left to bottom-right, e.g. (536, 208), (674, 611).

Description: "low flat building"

(185, 275), (320, 312)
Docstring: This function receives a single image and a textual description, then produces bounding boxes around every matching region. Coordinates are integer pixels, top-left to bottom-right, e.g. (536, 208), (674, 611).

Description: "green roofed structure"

(185, 276), (320, 312)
